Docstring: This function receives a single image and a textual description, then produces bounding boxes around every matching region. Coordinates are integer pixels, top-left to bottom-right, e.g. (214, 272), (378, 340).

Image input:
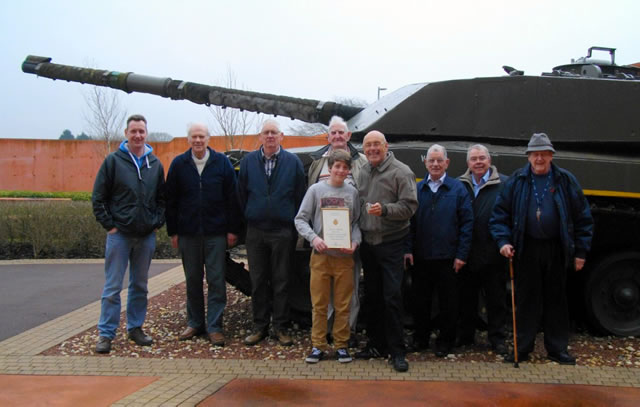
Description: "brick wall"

(0, 135), (327, 192)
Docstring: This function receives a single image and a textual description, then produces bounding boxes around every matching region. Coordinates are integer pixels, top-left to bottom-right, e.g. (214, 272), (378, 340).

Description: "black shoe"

(492, 342), (509, 356)
(128, 327), (153, 346)
(547, 351), (576, 365)
(305, 347), (325, 364)
(503, 352), (529, 363)
(355, 346), (385, 359)
(95, 336), (111, 354)
(390, 355), (409, 372)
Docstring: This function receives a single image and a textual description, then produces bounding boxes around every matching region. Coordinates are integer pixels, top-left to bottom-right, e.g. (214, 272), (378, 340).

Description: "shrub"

(0, 201), (176, 259)
(0, 190), (91, 201)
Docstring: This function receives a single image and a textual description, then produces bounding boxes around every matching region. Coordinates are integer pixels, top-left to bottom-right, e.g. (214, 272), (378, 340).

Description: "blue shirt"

(472, 169), (491, 197)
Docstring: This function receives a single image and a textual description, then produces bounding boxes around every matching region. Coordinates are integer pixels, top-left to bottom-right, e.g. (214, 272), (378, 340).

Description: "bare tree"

(287, 121), (328, 137)
(83, 86), (127, 157)
(209, 69), (263, 151)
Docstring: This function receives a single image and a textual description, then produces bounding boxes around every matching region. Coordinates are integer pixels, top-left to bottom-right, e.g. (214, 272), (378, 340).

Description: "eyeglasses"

(426, 158), (445, 164)
(468, 156), (488, 162)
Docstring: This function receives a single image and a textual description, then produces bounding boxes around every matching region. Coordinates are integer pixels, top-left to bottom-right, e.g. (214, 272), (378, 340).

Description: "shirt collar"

(472, 168), (491, 187)
(261, 146), (281, 160)
(427, 173), (447, 184)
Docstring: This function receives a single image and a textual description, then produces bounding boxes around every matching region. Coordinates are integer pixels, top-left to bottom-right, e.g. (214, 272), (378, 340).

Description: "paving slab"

(201, 378), (640, 406)
(0, 374), (158, 407)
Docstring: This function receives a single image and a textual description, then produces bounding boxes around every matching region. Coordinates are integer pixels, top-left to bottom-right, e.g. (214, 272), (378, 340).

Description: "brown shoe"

(209, 332), (225, 347)
(244, 330), (267, 346)
(178, 326), (204, 341)
(276, 330), (293, 346)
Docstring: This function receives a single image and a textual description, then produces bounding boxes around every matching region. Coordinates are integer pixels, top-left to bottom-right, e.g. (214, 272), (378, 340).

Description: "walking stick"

(509, 258), (519, 368)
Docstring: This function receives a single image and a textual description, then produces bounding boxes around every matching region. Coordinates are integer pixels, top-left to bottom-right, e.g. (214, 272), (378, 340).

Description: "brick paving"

(1, 261), (639, 406)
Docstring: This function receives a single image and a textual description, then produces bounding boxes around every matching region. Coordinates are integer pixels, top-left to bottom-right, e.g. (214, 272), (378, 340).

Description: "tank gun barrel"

(21, 55), (363, 125)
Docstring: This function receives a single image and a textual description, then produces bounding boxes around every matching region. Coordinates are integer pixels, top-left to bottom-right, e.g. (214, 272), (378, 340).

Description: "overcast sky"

(2, 0), (639, 139)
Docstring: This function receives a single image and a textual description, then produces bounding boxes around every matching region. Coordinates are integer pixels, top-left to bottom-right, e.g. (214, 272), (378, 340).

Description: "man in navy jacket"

(166, 123), (240, 347)
(237, 119), (305, 346)
(404, 144), (473, 358)
(490, 133), (593, 365)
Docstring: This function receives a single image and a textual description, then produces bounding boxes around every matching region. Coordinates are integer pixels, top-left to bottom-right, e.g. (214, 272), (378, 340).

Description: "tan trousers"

(310, 251), (354, 349)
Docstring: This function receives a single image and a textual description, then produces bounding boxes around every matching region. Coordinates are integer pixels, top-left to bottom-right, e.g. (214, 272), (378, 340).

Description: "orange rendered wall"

(0, 135), (327, 192)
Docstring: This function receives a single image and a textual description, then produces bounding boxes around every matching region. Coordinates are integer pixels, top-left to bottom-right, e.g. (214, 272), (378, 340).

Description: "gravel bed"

(41, 281), (640, 367)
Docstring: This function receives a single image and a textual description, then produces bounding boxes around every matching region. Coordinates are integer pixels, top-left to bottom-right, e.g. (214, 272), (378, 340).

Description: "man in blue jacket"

(237, 119), (306, 346)
(490, 133), (593, 365)
(92, 114), (165, 354)
(404, 144), (473, 358)
(457, 144), (508, 355)
(166, 123), (240, 347)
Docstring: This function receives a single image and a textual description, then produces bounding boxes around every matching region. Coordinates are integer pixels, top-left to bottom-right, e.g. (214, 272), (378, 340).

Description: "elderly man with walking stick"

(489, 133), (593, 365)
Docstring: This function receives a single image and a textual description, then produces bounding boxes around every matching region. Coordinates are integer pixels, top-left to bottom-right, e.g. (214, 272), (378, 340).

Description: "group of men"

(91, 114), (593, 372)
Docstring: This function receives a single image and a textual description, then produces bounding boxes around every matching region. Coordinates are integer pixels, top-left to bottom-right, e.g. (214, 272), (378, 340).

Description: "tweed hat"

(526, 132), (556, 153)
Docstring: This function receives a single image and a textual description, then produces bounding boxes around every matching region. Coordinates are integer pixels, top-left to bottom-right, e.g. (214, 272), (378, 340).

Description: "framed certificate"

(321, 207), (351, 249)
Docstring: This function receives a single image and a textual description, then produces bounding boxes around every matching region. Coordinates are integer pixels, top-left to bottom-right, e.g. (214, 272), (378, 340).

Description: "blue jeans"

(179, 234), (227, 333)
(98, 231), (155, 339)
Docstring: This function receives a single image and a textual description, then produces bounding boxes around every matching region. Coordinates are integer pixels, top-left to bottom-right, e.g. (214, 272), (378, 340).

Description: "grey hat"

(526, 132), (555, 153)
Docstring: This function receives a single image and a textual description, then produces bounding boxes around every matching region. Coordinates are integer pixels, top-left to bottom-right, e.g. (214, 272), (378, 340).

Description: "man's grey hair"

(466, 144), (490, 162)
(187, 123), (210, 138)
(427, 144), (447, 159)
(261, 119), (282, 133)
(328, 116), (349, 132)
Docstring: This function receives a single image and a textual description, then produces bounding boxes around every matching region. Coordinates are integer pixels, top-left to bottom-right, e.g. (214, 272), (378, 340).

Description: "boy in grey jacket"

(295, 150), (361, 364)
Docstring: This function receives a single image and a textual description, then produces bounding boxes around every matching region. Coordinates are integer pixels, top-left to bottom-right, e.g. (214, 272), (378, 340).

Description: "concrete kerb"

(1, 260), (639, 406)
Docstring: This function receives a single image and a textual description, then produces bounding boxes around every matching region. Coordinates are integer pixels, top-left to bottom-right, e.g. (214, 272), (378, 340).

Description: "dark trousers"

(179, 234), (227, 333)
(361, 237), (406, 358)
(458, 262), (508, 346)
(515, 237), (568, 354)
(412, 258), (459, 351)
(245, 225), (294, 332)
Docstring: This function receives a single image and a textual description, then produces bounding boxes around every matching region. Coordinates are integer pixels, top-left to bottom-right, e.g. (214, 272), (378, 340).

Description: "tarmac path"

(0, 260), (180, 341)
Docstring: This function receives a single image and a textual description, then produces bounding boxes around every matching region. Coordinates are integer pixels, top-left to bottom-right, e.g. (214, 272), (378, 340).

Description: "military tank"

(22, 47), (640, 336)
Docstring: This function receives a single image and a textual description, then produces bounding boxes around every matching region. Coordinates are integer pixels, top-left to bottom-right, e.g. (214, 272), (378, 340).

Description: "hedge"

(0, 200), (176, 259)
(0, 190), (92, 201)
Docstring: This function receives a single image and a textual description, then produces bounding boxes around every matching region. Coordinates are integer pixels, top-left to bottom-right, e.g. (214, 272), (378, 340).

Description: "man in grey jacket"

(92, 114), (165, 354)
(354, 130), (418, 372)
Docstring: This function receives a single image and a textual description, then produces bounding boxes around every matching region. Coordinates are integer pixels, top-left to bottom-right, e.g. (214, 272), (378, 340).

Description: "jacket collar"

(517, 162), (560, 181)
(309, 141), (361, 160)
(459, 165), (501, 187)
(185, 146), (215, 161)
